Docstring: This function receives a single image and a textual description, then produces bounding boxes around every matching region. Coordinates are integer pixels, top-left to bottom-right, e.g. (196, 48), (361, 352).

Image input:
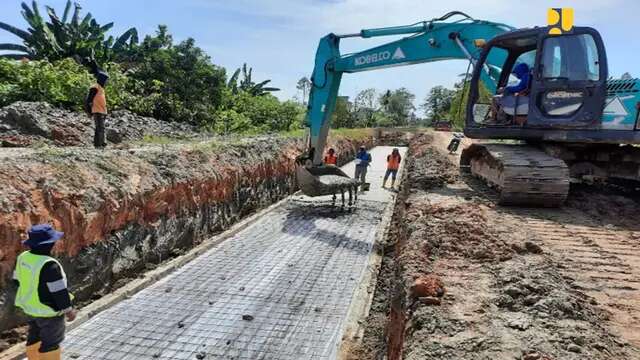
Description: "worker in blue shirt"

(354, 146), (372, 184)
(502, 62), (531, 95)
(492, 63), (531, 123)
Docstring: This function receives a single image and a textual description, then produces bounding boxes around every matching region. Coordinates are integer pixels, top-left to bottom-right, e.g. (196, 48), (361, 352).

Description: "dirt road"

(349, 131), (640, 360)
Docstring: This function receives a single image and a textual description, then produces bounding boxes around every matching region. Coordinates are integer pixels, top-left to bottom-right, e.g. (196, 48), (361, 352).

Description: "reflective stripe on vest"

(91, 84), (107, 114)
(388, 154), (401, 170)
(14, 251), (66, 318)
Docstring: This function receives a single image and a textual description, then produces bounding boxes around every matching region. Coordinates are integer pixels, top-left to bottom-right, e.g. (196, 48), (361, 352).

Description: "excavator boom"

(299, 11), (640, 207)
(305, 12), (513, 165)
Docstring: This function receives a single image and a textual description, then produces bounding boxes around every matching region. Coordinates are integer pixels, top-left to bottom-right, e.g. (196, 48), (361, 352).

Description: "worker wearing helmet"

(503, 63), (531, 96)
(324, 148), (338, 166)
(13, 224), (76, 360)
(492, 63), (531, 123)
(383, 148), (402, 188)
(85, 71), (109, 148)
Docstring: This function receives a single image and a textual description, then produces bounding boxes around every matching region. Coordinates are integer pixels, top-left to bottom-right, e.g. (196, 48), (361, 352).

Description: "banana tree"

(0, 1), (138, 64)
(229, 63), (280, 96)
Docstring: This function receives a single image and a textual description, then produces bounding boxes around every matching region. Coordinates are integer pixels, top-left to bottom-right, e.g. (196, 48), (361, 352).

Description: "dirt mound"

(567, 185), (640, 229)
(350, 131), (640, 360)
(0, 102), (200, 147)
(405, 134), (458, 190)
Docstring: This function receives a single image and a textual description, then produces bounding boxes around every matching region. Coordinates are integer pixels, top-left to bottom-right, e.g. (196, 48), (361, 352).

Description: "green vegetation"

(0, 1), (305, 135)
(228, 63), (279, 96)
(421, 75), (492, 130)
(0, 1), (453, 135)
(328, 87), (420, 129)
(422, 86), (455, 122)
(0, 1), (137, 63)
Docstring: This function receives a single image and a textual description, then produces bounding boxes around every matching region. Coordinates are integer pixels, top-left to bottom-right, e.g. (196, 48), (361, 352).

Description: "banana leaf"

(0, 22), (31, 41)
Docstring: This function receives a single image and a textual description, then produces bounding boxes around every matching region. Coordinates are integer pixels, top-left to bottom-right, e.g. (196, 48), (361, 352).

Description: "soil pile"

(0, 102), (200, 147)
(349, 131), (640, 360)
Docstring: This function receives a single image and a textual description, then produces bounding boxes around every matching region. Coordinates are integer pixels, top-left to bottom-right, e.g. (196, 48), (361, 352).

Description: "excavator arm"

(304, 12), (514, 165)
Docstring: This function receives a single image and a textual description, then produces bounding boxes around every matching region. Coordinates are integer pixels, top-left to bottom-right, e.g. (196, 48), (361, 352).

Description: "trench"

(0, 134), (374, 352)
(383, 142), (416, 360)
(347, 132), (459, 360)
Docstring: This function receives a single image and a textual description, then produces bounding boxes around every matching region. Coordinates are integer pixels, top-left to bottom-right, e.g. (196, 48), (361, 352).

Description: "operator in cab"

(492, 63), (531, 123)
(324, 148), (338, 166)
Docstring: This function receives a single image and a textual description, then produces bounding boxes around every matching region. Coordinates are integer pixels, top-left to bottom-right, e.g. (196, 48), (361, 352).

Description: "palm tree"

(0, 1), (138, 64)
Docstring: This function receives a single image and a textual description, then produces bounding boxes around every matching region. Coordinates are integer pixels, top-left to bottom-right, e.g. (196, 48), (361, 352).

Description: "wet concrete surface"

(60, 146), (406, 360)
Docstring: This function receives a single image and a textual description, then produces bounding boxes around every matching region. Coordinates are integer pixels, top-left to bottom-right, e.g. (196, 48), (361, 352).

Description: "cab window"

(541, 34), (600, 81)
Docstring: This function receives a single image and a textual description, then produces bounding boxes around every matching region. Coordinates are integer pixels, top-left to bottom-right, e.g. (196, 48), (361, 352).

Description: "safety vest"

(387, 154), (401, 170)
(91, 84), (107, 114)
(324, 154), (337, 165)
(14, 251), (67, 318)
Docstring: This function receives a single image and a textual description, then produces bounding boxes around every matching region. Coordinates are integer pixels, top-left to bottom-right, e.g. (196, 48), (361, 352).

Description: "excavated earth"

(348, 132), (640, 360)
(0, 102), (201, 147)
(0, 102), (374, 352)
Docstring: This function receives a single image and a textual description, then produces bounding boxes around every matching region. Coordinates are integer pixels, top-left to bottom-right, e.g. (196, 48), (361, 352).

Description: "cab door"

(527, 27), (608, 128)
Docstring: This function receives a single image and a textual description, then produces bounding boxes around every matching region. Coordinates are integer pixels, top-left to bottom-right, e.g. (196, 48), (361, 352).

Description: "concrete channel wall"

(0, 133), (374, 332)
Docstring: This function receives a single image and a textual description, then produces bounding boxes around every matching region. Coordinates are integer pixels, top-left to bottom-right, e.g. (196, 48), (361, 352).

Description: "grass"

(126, 128), (375, 151)
(279, 128), (372, 141)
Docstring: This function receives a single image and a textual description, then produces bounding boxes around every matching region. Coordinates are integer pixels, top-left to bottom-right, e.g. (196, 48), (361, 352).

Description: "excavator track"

(461, 143), (570, 207)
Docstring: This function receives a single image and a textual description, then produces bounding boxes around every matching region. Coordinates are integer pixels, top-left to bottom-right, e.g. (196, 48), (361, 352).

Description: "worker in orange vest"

(84, 71), (109, 148)
(324, 148), (338, 166)
(383, 148), (402, 188)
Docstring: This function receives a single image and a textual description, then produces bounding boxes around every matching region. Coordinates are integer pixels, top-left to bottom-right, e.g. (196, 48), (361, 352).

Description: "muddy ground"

(348, 132), (640, 360)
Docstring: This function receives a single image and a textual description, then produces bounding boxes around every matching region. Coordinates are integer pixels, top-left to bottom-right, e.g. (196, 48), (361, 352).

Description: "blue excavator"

(297, 11), (640, 207)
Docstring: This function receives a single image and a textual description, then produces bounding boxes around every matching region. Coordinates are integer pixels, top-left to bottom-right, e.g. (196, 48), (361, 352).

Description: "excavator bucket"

(296, 165), (359, 197)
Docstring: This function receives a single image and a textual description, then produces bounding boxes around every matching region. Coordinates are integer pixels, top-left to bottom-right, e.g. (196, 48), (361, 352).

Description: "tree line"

(0, 1), (301, 134)
(0, 1), (489, 134)
(297, 74), (488, 130)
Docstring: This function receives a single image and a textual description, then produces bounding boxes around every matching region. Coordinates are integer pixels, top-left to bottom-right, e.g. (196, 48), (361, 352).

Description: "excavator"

(297, 11), (640, 207)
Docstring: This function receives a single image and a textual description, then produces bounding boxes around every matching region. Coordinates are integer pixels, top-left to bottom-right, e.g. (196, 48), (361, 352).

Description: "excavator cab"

(465, 26), (608, 140)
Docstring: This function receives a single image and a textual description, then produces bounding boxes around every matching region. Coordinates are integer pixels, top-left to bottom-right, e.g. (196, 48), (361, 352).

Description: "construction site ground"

(5, 131), (640, 360)
(42, 146), (406, 360)
(348, 132), (640, 360)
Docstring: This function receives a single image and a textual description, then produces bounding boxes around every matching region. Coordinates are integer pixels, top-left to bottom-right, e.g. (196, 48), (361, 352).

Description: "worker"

(502, 62), (531, 96)
(354, 146), (372, 184)
(85, 71), (109, 148)
(13, 224), (76, 360)
(324, 148), (338, 166)
(383, 148), (402, 188)
(492, 63), (531, 123)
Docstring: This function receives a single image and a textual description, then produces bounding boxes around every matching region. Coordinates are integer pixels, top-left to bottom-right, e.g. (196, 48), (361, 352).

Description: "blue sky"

(2, 0), (639, 113)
